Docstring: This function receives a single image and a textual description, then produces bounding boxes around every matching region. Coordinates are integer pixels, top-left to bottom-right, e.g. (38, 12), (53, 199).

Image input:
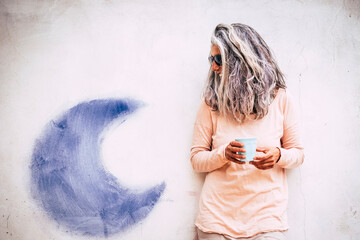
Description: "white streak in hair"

(204, 23), (286, 122)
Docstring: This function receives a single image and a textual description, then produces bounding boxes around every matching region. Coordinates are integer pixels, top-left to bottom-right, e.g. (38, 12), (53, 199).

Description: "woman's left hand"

(250, 147), (281, 170)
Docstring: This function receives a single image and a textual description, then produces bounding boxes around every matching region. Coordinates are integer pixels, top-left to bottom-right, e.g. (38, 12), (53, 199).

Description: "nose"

(211, 61), (219, 72)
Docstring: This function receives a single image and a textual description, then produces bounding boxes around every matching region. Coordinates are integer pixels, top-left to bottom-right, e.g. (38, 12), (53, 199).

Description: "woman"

(190, 23), (304, 240)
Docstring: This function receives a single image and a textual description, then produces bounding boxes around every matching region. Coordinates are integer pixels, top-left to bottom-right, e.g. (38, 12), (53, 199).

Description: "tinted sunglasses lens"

(208, 55), (222, 66)
(214, 55), (222, 66)
(208, 56), (213, 64)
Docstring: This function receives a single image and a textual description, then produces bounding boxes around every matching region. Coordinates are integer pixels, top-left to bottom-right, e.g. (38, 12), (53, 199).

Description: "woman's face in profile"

(210, 45), (222, 76)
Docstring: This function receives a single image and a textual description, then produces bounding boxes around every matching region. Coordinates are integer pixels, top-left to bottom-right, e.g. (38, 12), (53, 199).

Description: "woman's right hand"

(225, 141), (246, 164)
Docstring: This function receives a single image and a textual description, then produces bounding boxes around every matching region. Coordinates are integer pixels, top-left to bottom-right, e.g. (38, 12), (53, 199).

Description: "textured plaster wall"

(0, 0), (359, 239)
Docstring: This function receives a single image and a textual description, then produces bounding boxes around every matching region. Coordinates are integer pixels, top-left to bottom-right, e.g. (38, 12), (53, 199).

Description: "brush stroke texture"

(30, 99), (166, 237)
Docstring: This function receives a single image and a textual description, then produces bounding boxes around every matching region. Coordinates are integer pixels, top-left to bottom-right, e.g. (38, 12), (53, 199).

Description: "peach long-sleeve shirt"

(190, 89), (304, 238)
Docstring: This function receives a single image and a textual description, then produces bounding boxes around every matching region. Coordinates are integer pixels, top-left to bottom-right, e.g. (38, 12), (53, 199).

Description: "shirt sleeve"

(277, 91), (305, 169)
(190, 101), (228, 173)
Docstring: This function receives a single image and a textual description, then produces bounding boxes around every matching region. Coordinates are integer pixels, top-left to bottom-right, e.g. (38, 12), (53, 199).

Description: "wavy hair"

(204, 23), (286, 122)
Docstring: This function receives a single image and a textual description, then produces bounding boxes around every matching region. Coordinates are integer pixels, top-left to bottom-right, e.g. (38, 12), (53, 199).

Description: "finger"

(226, 151), (246, 161)
(261, 165), (275, 170)
(256, 147), (267, 153)
(250, 160), (275, 169)
(260, 161), (276, 168)
(253, 153), (271, 161)
(253, 159), (276, 166)
(226, 153), (246, 164)
(250, 161), (265, 170)
(229, 146), (246, 153)
(232, 152), (246, 160)
(252, 163), (273, 170)
(230, 141), (244, 148)
(250, 160), (262, 168)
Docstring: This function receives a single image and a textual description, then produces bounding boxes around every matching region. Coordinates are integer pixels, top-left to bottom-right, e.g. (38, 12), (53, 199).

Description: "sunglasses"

(208, 54), (222, 66)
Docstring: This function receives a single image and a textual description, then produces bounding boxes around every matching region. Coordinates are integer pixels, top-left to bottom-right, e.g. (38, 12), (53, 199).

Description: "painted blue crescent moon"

(30, 99), (166, 237)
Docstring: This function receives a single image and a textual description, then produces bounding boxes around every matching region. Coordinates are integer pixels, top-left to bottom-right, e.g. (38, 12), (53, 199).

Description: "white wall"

(0, 0), (359, 239)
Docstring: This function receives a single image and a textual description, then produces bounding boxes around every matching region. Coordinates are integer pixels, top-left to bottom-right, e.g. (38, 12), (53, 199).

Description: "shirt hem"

(195, 223), (289, 239)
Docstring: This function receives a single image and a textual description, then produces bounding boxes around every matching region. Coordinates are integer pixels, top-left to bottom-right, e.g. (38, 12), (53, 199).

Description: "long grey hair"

(204, 23), (286, 122)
